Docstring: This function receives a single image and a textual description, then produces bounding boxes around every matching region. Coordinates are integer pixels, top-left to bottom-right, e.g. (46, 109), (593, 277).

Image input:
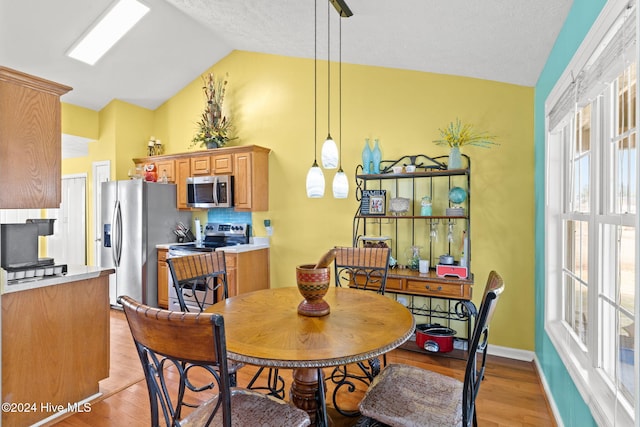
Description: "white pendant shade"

(321, 136), (339, 169)
(332, 170), (349, 198)
(306, 164), (325, 198)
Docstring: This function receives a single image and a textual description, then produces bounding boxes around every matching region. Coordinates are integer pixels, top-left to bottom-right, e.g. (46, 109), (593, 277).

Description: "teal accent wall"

(534, 1), (606, 425)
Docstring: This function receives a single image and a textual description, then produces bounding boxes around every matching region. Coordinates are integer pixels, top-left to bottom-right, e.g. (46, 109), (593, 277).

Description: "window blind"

(548, 3), (636, 131)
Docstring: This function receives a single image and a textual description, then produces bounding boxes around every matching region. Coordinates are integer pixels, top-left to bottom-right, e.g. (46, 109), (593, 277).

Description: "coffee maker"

(1, 219), (67, 282)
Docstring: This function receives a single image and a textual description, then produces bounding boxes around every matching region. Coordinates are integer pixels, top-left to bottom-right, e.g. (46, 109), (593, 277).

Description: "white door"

(46, 175), (86, 265)
(93, 161), (111, 266)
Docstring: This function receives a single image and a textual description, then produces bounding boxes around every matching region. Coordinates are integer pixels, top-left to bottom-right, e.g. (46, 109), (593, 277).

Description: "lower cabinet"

(224, 248), (270, 297)
(157, 247), (270, 309)
(157, 248), (168, 308)
(2, 275), (110, 426)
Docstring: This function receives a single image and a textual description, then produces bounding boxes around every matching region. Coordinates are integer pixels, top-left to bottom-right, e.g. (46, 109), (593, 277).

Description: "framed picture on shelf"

(360, 190), (386, 215)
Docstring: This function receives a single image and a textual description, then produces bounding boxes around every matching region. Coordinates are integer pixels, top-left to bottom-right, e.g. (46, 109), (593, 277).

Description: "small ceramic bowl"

(392, 166), (403, 174)
(405, 165), (416, 173)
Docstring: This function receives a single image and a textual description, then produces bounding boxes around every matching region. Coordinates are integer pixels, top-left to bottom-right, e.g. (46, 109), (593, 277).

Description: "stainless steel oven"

(186, 175), (233, 208)
(166, 223), (250, 311)
(167, 273), (215, 312)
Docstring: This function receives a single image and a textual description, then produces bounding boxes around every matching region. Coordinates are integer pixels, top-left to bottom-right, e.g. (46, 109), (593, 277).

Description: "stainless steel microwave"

(186, 175), (233, 208)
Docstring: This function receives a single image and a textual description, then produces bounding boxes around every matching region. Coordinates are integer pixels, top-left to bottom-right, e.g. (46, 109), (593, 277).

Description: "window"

(545, 1), (637, 425)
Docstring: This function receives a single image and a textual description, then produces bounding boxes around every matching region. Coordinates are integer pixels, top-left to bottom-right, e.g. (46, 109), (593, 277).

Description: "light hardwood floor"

(50, 309), (556, 427)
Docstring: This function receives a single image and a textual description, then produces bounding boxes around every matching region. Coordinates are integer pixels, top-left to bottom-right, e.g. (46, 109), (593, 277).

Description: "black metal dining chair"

(328, 246), (391, 417)
(166, 251), (229, 313)
(166, 251), (243, 387)
(356, 270), (505, 427)
(118, 295), (311, 427)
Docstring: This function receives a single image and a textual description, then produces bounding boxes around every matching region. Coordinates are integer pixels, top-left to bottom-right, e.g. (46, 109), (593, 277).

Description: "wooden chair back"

(166, 251), (228, 312)
(118, 295), (232, 426)
(334, 246), (391, 293)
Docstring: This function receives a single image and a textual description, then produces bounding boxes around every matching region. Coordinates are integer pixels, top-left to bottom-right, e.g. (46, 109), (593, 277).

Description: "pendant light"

(332, 16), (348, 198)
(306, 0), (325, 198)
(321, 0), (339, 169)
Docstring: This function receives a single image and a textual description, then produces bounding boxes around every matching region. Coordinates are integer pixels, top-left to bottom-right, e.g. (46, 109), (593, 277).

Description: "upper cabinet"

(155, 159), (175, 183)
(134, 145), (271, 212)
(212, 153), (233, 174)
(233, 147), (269, 211)
(0, 67), (72, 209)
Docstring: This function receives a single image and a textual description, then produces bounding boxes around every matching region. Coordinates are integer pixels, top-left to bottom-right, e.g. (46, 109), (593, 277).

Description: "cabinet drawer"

(406, 279), (471, 299)
(385, 277), (403, 291)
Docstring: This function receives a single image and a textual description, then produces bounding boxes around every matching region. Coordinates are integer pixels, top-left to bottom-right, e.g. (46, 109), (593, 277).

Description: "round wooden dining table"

(206, 286), (415, 426)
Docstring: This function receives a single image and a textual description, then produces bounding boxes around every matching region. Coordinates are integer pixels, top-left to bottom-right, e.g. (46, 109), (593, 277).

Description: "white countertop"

(1, 265), (115, 294)
(216, 240), (269, 253)
(156, 237), (270, 253)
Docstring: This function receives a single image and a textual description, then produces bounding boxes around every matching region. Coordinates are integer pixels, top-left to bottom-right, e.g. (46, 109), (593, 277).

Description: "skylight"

(67, 0), (150, 66)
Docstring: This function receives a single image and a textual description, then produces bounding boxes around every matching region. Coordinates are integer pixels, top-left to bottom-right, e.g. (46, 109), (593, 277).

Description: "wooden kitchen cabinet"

(224, 248), (270, 297)
(212, 153), (233, 174)
(159, 248), (269, 308)
(0, 66), (72, 208)
(233, 147), (270, 211)
(157, 248), (168, 308)
(175, 158), (191, 209)
(155, 159), (175, 183)
(190, 155), (212, 175)
(2, 273), (109, 426)
(133, 145), (271, 212)
(225, 252), (238, 296)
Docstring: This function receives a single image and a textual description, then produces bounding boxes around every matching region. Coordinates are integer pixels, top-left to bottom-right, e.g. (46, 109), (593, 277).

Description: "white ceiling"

(0, 0), (572, 112)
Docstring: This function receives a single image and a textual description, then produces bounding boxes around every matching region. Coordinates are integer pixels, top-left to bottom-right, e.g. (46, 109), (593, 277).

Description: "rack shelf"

(354, 153), (475, 359)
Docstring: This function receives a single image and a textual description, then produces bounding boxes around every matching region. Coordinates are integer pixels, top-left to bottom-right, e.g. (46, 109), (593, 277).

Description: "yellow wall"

(153, 50), (534, 351)
(61, 50), (534, 351)
(60, 101), (154, 264)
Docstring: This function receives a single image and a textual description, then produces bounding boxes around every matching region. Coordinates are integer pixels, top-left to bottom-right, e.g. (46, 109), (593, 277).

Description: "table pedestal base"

(291, 368), (331, 427)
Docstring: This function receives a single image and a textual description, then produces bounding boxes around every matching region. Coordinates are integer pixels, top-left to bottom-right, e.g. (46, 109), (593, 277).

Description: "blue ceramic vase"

(371, 139), (382, 174)
(362, 138), (372, 174)
(448, 146), (462, 169)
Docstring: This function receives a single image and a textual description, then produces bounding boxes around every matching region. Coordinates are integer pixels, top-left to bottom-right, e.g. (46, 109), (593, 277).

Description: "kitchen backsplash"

(206, 208), (252, 228)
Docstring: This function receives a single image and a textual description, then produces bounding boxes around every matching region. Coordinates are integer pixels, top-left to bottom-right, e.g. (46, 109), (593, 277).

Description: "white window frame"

(544, 1), (639, 426)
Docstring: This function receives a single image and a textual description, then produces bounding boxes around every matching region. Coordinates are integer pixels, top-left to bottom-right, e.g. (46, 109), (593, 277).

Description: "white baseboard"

(487, 344), (535, 361)
(533, 355), (565, 427)
(485, 346), (563, 427)
(31, 392), (101, 426)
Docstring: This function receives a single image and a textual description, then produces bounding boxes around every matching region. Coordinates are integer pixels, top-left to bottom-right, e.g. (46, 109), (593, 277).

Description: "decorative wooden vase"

(296, 264), (331, 317)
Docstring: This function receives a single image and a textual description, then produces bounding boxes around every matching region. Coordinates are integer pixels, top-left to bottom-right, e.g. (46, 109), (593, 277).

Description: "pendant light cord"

(338, 16), (343, 171)
(327, 0), (331, 139)
(313, 0), (318, 165)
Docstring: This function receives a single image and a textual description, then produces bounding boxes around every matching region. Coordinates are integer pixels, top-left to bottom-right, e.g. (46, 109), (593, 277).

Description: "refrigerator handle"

(213, 176), (219, 206)
(110, 201), (118, 266)
(112, 200), (122, 267)
(115, 201), (123, 266)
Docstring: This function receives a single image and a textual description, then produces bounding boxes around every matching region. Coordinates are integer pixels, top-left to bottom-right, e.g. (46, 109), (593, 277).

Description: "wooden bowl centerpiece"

(296, 264), (331, 317)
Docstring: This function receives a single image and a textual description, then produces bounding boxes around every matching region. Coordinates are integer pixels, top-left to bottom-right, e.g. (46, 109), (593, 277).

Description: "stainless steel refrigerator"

(100, 180), (191, 307)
